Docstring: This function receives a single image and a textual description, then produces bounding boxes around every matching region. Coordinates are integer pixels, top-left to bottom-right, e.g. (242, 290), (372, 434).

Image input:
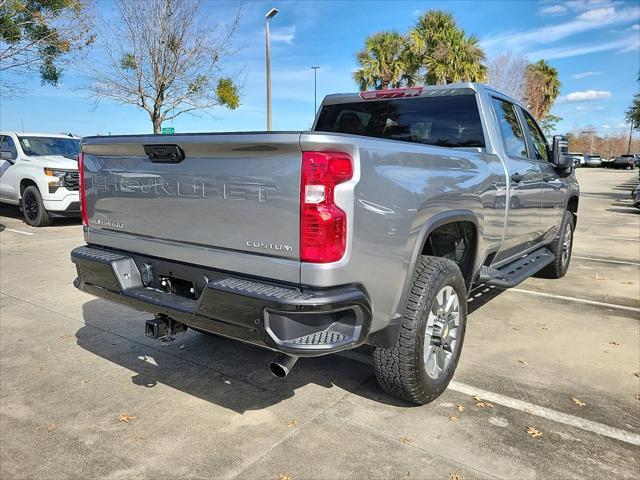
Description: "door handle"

(511, 173), (524, 183)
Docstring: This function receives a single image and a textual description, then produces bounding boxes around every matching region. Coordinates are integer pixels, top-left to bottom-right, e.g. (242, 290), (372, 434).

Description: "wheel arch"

(367, 210), (480, 348)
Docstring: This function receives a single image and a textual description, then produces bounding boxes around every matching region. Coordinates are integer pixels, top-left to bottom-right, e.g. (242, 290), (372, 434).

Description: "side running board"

(479, 248), (555, 289)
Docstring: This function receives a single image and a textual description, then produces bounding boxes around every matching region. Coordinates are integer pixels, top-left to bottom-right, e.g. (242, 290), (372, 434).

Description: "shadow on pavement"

(76, 298), (417, 413)
(0, 203), (81, 227)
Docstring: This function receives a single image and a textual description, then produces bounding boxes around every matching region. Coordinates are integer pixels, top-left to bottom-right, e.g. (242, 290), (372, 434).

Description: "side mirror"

(0, 151), (15, 164)
(551, 135), (572, 171)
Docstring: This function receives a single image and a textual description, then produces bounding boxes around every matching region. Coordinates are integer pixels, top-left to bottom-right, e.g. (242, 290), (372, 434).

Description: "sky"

(0, 0), (639, 137)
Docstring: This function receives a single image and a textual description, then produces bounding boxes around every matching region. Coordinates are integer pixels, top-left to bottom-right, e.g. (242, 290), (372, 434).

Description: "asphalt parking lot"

(1, 168), (639, 480)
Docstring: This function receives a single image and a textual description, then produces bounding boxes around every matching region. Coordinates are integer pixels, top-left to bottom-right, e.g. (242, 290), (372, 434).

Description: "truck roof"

(0, 131), (80, 139)
(321, 82), (526, 109)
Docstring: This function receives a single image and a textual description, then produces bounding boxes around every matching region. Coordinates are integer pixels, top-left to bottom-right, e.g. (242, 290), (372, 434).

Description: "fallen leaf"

(634, 372), (640, 378)
(512, 327), (520, 331)
(518, 360), (528, 366)
(634, 393), (640, 401)
(399, 436), (415, 444)
(456, 404), (465, 412)
(449, 473), (460, 480)
(571, 397), (586, 407)
(46, 346), (52, 352)
(277, 474), (293, 480)
(448, 416), (459, 422)
(132, 434), (144, 442)
(472, 396), (494, 408)
(285, 419), (299, 428)
(541, 326), (550, 331)
(527, 426), (543, 438)
(80, 379), (89, 384)
(118, 414), (136, 424)
(47, 424), (57, 432)
(609, 341), (620, 346)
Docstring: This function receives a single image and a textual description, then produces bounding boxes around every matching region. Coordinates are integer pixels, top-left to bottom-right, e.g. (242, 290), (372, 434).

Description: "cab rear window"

(314, 93), (485, 148)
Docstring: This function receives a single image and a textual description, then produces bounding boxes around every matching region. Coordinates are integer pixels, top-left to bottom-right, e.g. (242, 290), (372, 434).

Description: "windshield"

(18, 136), (80, 158)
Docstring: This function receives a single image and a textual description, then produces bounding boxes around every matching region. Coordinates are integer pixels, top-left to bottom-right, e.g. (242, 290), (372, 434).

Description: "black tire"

(372, 256), (467, 405)
(535, 210), (574, 279)
(21, 186), (51, 227)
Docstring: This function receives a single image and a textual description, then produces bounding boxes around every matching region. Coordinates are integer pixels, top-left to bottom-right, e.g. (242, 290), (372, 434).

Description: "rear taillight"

(300, 151), (353, 263)
(78, 151), (89, 227)
(359, 87), (422, 100)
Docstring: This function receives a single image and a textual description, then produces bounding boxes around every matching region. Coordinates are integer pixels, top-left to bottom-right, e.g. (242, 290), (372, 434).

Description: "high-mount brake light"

(300, 151), (353, 263)
(78, 151), (89, 227)
(359, 87), (423, 100)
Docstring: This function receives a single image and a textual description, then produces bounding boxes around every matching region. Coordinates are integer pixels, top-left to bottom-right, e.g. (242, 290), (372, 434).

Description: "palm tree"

(524, 60), (561, 119)
(353, 32), (416, 90)
(409, 10), (487, 85)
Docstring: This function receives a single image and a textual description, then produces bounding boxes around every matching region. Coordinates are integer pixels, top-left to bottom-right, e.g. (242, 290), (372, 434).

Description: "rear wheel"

(536, 210), (574, 279)
(372, 256), (467, 405)
(21, 186), (50, 227)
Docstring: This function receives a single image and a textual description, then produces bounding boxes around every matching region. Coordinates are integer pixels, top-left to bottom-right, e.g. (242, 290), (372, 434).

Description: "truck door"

(521, 109), (566, 242)
(489, 97), (543, 263)
(0, 135), (19, 202)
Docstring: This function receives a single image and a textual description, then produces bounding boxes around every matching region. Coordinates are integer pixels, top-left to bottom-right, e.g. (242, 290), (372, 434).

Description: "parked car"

(70, 83), (579, 405)
(0, 132), (81, 226)
(632, 184), (640, 209)
(584, 154), (602, 167)
(569, 152), (585, 167)
(612, 155), (636, 169)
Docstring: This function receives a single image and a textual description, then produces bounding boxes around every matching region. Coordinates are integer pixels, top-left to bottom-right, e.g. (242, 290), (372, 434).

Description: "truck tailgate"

(81, 133), (303, 282)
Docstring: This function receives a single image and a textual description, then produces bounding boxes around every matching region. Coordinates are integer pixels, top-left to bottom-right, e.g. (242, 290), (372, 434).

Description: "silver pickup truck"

(71, 83), (578, 404)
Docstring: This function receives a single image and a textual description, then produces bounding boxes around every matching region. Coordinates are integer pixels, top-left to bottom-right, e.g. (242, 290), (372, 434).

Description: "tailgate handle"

(144, 144), (184, 163)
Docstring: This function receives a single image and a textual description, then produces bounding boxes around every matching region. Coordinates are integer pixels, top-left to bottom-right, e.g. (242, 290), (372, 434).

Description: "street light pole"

(311, 66), (319, 117)
(265, 8), (279, 131)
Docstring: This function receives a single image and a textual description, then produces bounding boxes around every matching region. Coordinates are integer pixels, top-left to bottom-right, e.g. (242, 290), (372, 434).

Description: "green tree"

(353, 31), (415, 90)
(86, 0), (242, 134)
(0, 0), (94, 91)
(540, 114), (562, 136)
(409, 10), (487, 85)
(524, 60), (561, 120)
(625, 72), (640, 130)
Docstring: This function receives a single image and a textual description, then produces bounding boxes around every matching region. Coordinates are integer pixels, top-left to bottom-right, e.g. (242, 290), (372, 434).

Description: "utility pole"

(627, 122), (634, 155)
(311, 66), (320, 117)
(265, 8), (279, 131)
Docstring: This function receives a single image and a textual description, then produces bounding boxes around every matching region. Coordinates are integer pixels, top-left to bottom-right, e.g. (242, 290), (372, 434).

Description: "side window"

(523, 110), (549, 161)
(0, 135), (18, 159)
(490, 97), (528, 158)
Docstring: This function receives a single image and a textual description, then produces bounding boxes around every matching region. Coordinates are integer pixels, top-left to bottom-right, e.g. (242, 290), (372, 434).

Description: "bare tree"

(85, 0), (242, 133)
(486, 51), (527, 103)
(0, 0), (94, 94)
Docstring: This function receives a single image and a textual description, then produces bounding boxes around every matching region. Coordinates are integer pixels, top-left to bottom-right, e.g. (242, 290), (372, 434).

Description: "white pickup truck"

(0, 132), (81, 226)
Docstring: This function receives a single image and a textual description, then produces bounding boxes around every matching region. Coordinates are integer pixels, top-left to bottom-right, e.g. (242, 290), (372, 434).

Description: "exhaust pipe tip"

(269, 353), (298, 378)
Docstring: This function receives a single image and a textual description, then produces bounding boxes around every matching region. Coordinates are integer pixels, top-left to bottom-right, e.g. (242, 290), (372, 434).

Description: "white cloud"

(602, 124), (610, 129)
(563, 90), (612, 102)
(527, 35), (640, 60)
(481, 4), (639, 51)
(572, 71), (602, 79)
(270, 25), (296, 45)
(540, 5), (568, 15)
(632, 24), (640, 30)
(576, 6), (615, 22)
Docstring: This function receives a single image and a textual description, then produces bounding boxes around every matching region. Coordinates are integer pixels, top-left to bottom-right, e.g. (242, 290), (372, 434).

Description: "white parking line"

(337, 351), (640, 447)
(3, 228), (33, 236)
(449, 381), (640, 446)
(573, 256), (640, 266)
(510, 289), (640, 313)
